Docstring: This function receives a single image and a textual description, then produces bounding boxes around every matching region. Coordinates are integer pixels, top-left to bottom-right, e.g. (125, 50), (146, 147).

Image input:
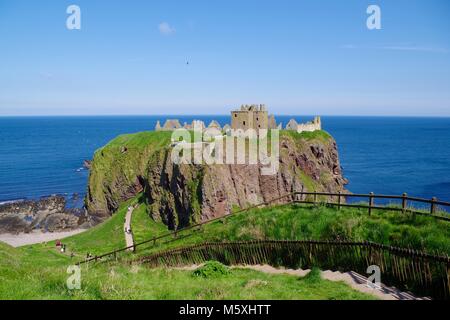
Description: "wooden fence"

(137, 240), (450, 300)
(292, 191), (450, 222)
(77, 191), (450, 266)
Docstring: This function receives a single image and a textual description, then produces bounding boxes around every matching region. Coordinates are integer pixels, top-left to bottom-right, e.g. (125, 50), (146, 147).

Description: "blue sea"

(0, 116), (449, 207)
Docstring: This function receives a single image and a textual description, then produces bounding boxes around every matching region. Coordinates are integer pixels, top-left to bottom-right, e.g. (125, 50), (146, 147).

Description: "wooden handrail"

(76, 191), (450, 265)
(136, 240), (450, 299)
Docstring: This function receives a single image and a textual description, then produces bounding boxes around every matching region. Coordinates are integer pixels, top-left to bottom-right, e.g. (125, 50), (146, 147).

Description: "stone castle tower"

(231, 104), (268, 131)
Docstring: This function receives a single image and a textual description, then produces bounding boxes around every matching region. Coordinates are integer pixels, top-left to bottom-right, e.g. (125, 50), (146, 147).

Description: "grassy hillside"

(131, 203), (168, 245)
(0, 232), (374, 300)
(0, 247), (374, 300)
(132, 203), (450, 257)
(1, 194), (448, 300)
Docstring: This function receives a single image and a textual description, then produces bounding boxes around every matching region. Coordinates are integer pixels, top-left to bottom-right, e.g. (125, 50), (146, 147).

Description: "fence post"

(313, 193), (317, 205)
(402, 193), (407, 214)
(430, 197), (437, 215)
(337, 191), (341, 211)
(368, 192), (374, 216)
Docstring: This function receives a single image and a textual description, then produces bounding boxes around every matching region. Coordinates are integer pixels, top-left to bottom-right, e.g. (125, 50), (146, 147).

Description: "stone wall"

(296, 116), (321, 133)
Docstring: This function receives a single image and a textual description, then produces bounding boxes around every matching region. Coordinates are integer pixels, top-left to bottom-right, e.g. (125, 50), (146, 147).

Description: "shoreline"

(0, 229), (86, 247)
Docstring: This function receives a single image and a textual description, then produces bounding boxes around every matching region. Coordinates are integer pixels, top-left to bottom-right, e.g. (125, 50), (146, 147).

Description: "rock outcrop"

(0, 196), (92, 234)
(85, 130), (348, 231)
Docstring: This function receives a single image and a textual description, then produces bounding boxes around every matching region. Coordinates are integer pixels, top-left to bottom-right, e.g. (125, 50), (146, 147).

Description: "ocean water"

(0, 116), (449, 207)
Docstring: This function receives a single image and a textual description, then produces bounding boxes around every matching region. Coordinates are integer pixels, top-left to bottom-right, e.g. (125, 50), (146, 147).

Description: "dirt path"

(124, 205), (136, 251)
(0, 229), (86, 247)
(174, 264), (429, 300)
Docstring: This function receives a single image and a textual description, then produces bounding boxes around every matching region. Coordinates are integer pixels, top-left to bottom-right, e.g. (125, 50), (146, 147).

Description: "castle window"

(256, 117), (259, 121)
(243, 121), (246, 126)
(234, 114), (237, 117)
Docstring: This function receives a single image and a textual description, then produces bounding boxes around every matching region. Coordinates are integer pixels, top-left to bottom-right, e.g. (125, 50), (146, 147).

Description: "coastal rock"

(83, 160), (92, 170)
(0, 196), (90, 234)
(85, 131), (348, 230)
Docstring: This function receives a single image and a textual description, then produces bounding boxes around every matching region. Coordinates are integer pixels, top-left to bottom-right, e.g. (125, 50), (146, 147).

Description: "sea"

(0, 116), (449, 208)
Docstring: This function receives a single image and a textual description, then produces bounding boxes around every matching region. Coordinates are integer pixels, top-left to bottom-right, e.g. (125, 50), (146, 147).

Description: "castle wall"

(252, 111), (268, 130)
(296, 117), (321, 133)
(231, 111), (254, 131)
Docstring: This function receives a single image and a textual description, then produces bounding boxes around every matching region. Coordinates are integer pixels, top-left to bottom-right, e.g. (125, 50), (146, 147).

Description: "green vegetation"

(0, 240), (374, 300)
(131, 203), (167, 245)
(0, 241), (375, 300)
(192, 261), (230, 278)
(280, 130), (332, 143)
(1, 192), (448, 300)
(135, 204), (450, 257)
(87, 131), (173, 213)
(186, 170), (204, 223)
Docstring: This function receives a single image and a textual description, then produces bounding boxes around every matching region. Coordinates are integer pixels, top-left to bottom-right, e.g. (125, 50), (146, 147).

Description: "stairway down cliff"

(85, 130), (348, 230)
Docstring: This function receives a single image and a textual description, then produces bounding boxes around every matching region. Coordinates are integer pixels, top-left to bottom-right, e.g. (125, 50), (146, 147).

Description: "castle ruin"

(231, 104), (268, 132)
(155, 105), (321, 134)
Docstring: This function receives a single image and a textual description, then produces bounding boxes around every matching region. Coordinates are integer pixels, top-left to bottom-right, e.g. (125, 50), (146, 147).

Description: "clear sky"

(0, 0), (449, 116)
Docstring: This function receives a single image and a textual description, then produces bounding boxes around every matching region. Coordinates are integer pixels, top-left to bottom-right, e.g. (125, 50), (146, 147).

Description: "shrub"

(192, 261), (230, 278)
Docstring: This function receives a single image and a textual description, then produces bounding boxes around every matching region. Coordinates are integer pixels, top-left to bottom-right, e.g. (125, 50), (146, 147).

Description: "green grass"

(0, 246), (374, 300)
(86, 131), (173, 213)
(131, 203), (167, 245)
(26, 198), (138, 260)
(192, 261), (231, 278)
(280, 130), (332, 143)
(134, 204), (450, 257)
(1, 198), (448, 300)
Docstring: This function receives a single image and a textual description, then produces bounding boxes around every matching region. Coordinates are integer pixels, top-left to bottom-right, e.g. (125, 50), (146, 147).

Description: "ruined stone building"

(231, 104), (269, 131)
(154, 105), (321, 134)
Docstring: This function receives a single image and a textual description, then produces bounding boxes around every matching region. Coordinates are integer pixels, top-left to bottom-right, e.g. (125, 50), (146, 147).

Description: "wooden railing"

(137, 240), (450, 300)
(292, 191), (450, 222)
(76, 191), (450, 266)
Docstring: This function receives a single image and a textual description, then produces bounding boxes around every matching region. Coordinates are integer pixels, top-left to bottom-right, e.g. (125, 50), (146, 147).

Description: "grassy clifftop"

(86, 131), (173, 216)
(85, 129), (345, 229)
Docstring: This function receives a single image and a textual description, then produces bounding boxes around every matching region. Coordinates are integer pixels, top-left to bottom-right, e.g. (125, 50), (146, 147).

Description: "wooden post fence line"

(135, 240), (450, 300)
(76, 191), (450, 267)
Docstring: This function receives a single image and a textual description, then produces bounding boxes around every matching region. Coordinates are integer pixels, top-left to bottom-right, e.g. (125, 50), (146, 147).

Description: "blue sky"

(0, 0), (449, 116)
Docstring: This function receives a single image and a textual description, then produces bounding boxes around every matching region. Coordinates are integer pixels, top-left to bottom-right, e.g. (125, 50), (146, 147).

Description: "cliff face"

(85, 130), (348, 230)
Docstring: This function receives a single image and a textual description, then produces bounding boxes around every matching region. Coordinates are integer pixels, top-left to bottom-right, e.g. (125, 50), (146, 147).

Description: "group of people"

(55, 240), (75, 258)
(55, 240), (66, 252)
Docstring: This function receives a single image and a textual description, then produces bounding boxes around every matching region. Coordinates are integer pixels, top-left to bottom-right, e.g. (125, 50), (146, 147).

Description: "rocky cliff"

(85, 130), (348, 230)
(0, 196), (91, 234)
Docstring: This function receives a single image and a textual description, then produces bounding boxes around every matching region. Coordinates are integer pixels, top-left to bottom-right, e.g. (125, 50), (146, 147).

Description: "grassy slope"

(0, 236), (374, 300)
(0, 198), (389, 300)
(135, 204), (450, 257)
(0, 244), (374, 300)
(87, 131), (173, 212)
(131, 203), (167, 245)
(28, 199), (136, 258)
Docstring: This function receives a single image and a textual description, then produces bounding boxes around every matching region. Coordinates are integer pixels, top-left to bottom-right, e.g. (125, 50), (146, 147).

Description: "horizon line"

(1, 114), (450, 118)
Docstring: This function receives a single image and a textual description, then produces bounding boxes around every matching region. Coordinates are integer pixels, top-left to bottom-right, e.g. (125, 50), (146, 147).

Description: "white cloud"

(341, 44), (448, 54)
(380, 45), (449, 53)
(158, 22), (175, 35)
